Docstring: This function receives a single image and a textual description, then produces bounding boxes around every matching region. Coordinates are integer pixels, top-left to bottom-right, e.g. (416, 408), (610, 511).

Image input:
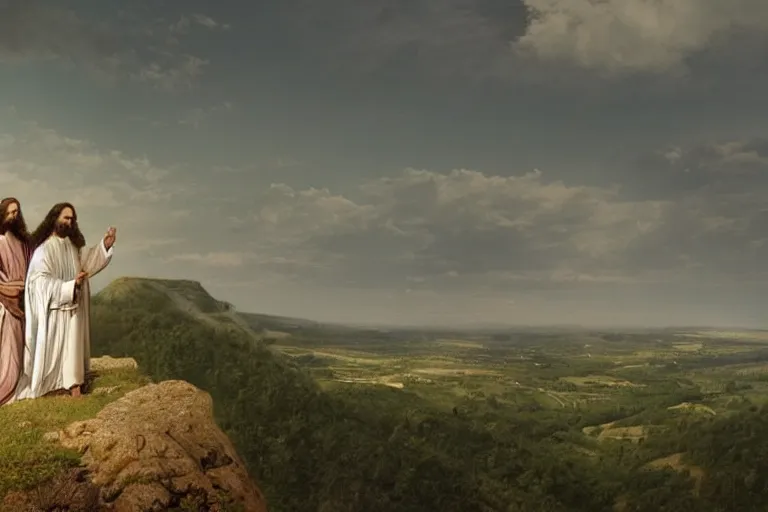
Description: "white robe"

(13, 235), (113, 400)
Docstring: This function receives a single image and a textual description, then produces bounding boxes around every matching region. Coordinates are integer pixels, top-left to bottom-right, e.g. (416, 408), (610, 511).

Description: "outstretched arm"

(81, 227), (116, 277)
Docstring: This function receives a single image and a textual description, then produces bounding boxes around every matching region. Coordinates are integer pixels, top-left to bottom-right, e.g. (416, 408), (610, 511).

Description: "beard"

(49, 220), (85, 248)
(2, 217), (27, 240)
(55, 222), (74, 238)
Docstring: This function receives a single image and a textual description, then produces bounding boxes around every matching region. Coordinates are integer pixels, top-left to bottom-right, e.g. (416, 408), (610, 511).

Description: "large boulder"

(8, 380), (268, 511)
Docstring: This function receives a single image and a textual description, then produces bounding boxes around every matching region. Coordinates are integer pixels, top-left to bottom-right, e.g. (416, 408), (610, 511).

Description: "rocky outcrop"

(89, 355), (139, 371)
(6, 379), (267, 512)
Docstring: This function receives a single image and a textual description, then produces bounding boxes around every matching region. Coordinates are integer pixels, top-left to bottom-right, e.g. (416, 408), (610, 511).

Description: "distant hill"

(98, 277), (232, 313)
(99, 276), (348, 339)
(240, 311), (323, 330)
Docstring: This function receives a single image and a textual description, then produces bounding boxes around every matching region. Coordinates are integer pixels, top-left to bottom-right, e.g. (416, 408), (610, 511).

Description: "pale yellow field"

(433, 339), (486, 349)
(682, 330), (768, 342)
(335, 376), (405, 389)
(412, 367), (500, 376)
(582, 421), (648, 442)
(306, 350), (400, 366)
(598, 425), (647, 442)
(667, 402), (716, 415)
(672, 342), (703, 352)
(563, 375), (642, 388)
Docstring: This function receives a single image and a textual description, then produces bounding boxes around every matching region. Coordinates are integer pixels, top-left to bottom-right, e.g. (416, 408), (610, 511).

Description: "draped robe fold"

(0, 233), (30, 405)
(13, 236), (113, 400)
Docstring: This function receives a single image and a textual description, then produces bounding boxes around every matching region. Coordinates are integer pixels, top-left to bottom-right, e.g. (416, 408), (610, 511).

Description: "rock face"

(21, 380), (267, 511)
(89, 355), (139, 371)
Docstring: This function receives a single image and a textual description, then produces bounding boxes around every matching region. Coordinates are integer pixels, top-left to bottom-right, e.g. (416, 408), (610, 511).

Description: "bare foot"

(70, 385), (82, 398)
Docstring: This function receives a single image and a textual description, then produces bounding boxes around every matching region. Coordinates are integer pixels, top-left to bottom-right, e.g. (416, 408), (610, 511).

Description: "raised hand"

(103, 226), (117, 249)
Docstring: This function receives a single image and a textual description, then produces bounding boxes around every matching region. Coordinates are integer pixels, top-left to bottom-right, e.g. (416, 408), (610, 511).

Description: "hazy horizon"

(3, 0), (767, 329)
(93, 276), (767, 332)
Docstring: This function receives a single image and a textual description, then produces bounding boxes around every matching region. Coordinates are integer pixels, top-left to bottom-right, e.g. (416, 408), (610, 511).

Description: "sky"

(1, 0), (767, 328)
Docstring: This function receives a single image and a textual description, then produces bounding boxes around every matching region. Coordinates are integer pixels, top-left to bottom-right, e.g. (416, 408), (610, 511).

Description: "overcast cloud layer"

(1, 0), (766, 328)
(517, 0), (768, 74)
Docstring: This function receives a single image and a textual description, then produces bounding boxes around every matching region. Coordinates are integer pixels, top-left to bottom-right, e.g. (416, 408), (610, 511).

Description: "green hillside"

(89, 278), (611, 511)
(89, 278), (768, 512)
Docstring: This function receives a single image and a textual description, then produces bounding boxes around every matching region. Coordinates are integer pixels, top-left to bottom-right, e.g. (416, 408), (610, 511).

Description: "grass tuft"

(0, 366), (150, 497)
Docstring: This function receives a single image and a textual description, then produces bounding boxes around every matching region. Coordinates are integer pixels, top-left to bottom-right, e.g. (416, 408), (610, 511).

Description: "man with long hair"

(0, 198), (31, 405)
(14, 202), (116, 400)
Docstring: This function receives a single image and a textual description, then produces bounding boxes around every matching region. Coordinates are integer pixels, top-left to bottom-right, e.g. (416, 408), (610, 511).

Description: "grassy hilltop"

(5, 276), (768, 511)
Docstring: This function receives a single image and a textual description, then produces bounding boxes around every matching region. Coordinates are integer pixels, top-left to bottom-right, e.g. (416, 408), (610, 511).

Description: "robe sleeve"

(0, 258), (18, 312)
(80, 238), (113, 277)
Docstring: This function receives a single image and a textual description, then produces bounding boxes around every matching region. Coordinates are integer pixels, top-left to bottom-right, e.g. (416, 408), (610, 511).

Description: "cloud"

(288, 0), (528, 80)
(0, 119), (193, 262)
(178, 102), (234, 129)
(515, 0), (768, 74)
(2, 111), (764, 325)
(168, 252), (249, 267)
(627, 138), (768, 200)
(202, 162), (762, 295)
(280, 0), (768, 83)
(3, 109), (765, 302)
(612, 138), (768, 283)
(0, 0), (227, 90)
(0, 1), (115, 64)
(129, 102), (234, 129)
(131, 55), (209, 92)
(169, 14), (232, 35)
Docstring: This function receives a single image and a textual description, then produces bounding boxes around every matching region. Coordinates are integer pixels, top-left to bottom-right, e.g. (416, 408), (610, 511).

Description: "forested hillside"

(89, 278), (768, 512)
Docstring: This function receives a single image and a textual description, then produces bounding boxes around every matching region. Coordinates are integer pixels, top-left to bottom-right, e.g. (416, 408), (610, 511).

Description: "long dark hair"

(31, 202), (86, 250)
(0, 197), (30, 241)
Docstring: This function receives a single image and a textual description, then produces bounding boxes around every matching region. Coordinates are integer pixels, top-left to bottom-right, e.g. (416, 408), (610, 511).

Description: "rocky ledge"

(4, 378), (267, 512)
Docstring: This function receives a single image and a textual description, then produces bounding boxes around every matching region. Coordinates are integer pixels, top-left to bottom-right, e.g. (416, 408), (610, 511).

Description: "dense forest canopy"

(89, 278), (768, 512)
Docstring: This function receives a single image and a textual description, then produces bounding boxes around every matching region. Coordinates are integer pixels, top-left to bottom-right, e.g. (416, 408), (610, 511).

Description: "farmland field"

(271, 327), (768, 418)
(263, 325), (768, 510)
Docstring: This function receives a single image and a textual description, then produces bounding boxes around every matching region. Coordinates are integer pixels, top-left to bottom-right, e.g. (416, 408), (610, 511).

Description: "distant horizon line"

(94, 276), (767, 333)
(241, 311), (767, 333)
(307, 319), (768, 333)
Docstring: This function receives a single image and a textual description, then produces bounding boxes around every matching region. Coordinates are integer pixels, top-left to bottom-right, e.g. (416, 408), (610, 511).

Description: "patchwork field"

(271, 328), (768, 417)
(261, 325), (768, 508)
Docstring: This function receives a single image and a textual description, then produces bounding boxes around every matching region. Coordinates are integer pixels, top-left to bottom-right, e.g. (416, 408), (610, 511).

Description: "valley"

(80, 278), (768, 511)
(270, 325), (768, 419)
(262, 322), (768, 510)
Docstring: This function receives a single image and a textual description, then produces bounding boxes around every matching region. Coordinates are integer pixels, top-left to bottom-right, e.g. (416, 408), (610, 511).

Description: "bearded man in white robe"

(14, 202), (116, 400)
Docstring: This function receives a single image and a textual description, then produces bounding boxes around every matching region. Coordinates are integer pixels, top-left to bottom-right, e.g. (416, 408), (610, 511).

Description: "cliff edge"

(1, 357), (267, 512)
